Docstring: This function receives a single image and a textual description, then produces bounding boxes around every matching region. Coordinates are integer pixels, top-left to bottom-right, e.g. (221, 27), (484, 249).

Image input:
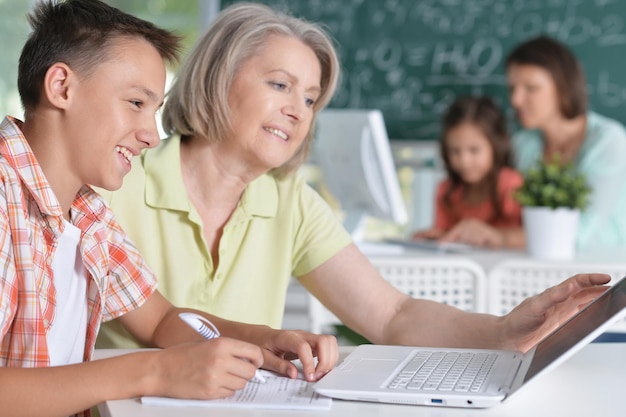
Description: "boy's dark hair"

(439, 95), (513, 223)
(505, 35), (587, 119)
(18, 0), (182, 113)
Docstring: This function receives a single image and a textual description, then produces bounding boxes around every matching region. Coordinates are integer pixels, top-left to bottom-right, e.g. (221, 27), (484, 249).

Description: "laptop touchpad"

(338, 358), (399, 377)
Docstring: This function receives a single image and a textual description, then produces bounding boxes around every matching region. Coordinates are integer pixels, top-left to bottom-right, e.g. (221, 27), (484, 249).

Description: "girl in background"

(414, 96), (525, 248)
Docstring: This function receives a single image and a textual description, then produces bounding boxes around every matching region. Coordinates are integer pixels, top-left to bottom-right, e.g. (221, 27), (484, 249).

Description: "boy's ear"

(43, 63), (75, 110)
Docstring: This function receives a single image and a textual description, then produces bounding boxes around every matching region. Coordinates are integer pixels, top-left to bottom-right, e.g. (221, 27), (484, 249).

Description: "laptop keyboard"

(387, 351), (497, 392)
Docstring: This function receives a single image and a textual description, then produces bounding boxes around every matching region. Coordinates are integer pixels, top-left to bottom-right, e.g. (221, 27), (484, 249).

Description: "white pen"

(178, 312), (266, 384)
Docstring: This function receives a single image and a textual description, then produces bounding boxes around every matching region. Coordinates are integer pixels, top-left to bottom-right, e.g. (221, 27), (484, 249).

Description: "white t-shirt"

(47, 220), (88, 366)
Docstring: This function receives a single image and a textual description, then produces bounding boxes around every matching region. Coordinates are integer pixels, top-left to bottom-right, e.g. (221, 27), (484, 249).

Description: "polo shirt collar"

(143, 134), (278, 218)
(144, 135), (189, 212)
(239, 174), (278, 218)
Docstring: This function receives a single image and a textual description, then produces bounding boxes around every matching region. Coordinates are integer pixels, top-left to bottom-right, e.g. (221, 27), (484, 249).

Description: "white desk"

(388, 246), (626, 274)
(96, 343), (626, 417)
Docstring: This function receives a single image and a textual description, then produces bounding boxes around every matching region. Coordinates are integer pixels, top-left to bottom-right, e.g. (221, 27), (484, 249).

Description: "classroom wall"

(221, 0), (626, 140)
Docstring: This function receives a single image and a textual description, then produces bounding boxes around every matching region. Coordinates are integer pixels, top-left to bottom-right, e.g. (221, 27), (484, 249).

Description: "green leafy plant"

(514, 156), (591, 210)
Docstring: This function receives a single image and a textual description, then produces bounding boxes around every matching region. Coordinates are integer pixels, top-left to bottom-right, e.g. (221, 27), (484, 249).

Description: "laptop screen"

(524, 277), (626, 382)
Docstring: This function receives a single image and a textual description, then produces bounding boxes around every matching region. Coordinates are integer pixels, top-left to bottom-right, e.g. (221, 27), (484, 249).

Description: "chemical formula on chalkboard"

(222, 0), (626, 140)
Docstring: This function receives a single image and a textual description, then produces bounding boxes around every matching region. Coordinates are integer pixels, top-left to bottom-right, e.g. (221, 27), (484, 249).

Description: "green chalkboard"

(221, 0), (626, 140)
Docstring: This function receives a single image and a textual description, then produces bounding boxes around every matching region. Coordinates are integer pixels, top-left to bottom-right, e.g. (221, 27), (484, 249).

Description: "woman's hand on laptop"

(502, 273), (611, 352)
(257, 329), (339, 382)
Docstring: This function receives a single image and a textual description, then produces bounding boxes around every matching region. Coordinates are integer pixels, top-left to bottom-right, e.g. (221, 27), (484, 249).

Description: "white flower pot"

(522, 207), (580, 260)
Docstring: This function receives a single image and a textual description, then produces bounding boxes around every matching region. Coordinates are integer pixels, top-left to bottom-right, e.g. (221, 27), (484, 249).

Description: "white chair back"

(488, 259), (626, 332)
(308, 256), (487, 334)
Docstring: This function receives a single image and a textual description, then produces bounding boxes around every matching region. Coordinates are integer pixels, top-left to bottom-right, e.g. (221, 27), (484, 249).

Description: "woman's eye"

(130, 100), (142, 108)
(305, 97), (316, 107)
(271, 82), (287, 90)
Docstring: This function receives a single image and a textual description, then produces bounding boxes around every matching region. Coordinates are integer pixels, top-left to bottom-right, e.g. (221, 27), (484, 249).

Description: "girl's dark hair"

(18, 0), (182, 114)
(439, 96), (513, 222)
(505, 35), (587, 119)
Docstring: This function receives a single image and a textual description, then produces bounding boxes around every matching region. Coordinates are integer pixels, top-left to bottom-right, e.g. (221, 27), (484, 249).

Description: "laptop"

(315, 276), (626, 408)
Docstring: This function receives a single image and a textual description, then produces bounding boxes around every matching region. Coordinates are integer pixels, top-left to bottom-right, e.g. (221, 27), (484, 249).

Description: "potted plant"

(514, 156), (591, 260)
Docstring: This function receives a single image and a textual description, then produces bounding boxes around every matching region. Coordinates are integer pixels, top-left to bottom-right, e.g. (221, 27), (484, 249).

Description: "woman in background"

(506, 35), (626, 249)
(413, 96), (524, 248)
(97, 2), (607, 354)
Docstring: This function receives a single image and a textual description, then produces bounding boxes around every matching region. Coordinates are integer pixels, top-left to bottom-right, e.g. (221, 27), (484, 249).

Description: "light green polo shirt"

(96, 135), (352, 348)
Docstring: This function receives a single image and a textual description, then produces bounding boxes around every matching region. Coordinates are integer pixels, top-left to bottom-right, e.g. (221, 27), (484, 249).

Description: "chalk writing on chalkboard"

(221, 0), (626, 140)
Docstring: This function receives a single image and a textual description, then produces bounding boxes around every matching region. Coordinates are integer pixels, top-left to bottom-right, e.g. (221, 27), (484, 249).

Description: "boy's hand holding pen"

(179, 312), (267, 384)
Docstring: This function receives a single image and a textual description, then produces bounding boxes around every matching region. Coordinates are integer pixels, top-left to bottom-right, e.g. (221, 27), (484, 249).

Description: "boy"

(0, 1), (337, 416)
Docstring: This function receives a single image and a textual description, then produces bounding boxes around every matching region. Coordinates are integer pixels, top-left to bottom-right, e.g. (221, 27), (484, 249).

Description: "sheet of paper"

(141, 370), (332, 410)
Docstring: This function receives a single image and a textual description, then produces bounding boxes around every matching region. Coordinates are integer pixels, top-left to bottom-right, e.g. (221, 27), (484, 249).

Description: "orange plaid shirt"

(0, 116), (157, 371)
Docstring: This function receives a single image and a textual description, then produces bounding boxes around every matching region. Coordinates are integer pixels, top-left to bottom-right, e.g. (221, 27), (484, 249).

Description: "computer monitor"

(312, 109), (408, 241)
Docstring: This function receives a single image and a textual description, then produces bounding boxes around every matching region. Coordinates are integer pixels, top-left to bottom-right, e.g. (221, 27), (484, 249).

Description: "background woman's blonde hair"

(162, 2), (340, 178)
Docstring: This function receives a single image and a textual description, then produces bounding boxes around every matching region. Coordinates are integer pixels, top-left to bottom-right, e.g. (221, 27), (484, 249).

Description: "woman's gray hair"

(162, 2), (340, 178)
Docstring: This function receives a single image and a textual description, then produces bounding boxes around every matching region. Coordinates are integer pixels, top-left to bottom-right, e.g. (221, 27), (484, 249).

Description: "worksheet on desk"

(141, 370), (332, 410)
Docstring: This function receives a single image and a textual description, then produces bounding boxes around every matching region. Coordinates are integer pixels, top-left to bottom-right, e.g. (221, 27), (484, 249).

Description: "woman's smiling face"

(224, 35), (321, 175)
